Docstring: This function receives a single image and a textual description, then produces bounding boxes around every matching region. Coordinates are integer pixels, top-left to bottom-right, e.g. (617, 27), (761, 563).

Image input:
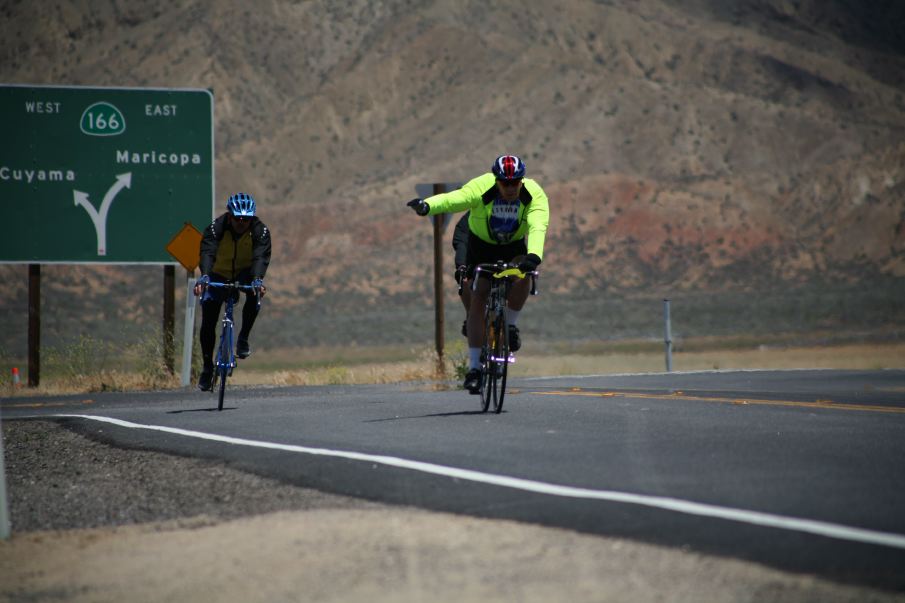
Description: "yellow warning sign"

(165, 222), (203, 271)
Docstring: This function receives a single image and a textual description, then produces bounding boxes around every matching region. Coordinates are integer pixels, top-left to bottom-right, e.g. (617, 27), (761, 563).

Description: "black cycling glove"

(406, 198), (430, 216)
(518, 253), (541, 274)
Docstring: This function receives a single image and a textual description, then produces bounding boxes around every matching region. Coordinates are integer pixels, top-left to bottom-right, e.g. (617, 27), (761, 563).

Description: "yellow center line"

(2, 399), (95, 409)
(534, 390), (905, 414)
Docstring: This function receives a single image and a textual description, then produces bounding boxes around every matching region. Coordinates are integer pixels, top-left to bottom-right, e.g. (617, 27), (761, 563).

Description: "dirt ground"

(7, 508), (905, 603)
(2, 421), (904, 602)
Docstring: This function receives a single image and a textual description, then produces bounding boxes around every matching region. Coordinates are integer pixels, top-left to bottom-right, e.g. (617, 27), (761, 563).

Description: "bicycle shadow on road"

(364, 409), (506, 422)
(166, 407), (239, 414)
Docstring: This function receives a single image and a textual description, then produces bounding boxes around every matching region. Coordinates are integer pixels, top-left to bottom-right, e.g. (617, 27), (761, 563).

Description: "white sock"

(506, 308), (520, 326)
(468, 347), (481, 369)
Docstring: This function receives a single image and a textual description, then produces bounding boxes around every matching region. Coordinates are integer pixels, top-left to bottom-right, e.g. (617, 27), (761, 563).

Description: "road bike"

(204, 281), (260, 410)
(471, 261), (539, 413)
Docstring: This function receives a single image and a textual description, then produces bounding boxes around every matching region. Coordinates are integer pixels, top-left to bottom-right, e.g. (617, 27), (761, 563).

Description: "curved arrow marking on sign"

(73, 172), (132, 256)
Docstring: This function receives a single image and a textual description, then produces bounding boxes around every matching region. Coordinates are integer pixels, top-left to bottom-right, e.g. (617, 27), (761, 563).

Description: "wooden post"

(0, 420), (9, 539)
(432, 183), (446, 377)
(664, 299), (673, 372)
(163, 265), (175, 374)
(27, 264), (40, 387)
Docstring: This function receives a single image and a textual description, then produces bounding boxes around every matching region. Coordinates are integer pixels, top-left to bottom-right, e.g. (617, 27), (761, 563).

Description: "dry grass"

(3, 342), (902, 398)
(238, 361), (434, 387)
(1, 371), (183, 398)
(510, 342), (905, 377)
(231, 343), (461, 387)
(236, 342), (905, 386)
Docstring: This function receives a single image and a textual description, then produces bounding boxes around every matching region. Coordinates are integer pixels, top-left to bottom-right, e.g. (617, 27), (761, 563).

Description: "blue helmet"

(492, 155), (526, 181)
(226, 192), (256, 217)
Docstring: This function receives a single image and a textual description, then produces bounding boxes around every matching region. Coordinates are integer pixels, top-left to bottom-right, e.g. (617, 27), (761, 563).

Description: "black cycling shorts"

(464, 232), (527, 279)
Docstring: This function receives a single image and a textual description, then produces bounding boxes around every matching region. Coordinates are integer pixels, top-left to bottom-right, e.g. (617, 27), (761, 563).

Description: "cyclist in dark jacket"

(193, 192), (272, 391)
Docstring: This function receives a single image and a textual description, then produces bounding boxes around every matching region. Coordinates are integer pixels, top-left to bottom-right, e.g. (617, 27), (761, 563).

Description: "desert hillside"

(1, 0), (904, 351)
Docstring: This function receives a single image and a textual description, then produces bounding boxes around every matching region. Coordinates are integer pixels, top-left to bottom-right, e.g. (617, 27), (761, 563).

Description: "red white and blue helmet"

(226, 192), (256, 217)
(492, 155), (526, 181)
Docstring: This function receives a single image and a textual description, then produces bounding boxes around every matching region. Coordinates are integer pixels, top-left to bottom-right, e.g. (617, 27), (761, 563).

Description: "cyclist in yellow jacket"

(193, 192), (272, 391)
(407, 155), (549, 394)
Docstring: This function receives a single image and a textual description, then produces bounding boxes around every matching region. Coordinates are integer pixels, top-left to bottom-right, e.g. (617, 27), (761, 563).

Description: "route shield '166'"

(0, 84), (214, 264)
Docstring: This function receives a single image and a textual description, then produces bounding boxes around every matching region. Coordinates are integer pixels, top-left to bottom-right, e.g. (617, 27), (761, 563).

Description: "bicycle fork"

(216, 313), (236, 376)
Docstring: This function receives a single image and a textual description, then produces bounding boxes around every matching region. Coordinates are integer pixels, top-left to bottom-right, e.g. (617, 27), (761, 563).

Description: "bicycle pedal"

(489, 355), (515, 364)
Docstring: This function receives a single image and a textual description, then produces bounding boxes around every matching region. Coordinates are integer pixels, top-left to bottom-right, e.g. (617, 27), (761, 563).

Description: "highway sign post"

(0, 84), (214, 386)
(0, 419), (9, 539)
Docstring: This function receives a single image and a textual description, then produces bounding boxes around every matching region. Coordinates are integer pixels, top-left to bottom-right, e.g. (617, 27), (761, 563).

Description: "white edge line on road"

(521, 367), (844, 381)
(56, 413), (905, 551)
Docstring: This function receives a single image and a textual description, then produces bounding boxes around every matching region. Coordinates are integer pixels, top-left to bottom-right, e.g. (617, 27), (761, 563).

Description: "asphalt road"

(3, 369), (904, 591)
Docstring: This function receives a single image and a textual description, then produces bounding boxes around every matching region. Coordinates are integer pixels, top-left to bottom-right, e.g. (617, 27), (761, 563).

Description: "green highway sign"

(0, 84), (214, 264)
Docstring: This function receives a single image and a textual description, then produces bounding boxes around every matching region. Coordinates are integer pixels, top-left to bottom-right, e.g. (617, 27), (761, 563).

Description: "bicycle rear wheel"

(493, 311), (509, 414)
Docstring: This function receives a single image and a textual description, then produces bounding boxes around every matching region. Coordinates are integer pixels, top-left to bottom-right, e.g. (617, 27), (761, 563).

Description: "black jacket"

(199, 213), (272, 278)
(451, 211), (470, 267)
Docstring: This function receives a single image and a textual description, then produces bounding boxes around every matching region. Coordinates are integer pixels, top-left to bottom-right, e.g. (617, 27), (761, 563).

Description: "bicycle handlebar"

(203, 280), (263, 308)
(472, 262), (540, 296)
(493, 267), (528, 279)
(206, 281), (257, 291)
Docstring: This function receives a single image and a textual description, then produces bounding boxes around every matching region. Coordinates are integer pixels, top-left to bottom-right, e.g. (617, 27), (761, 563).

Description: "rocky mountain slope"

(2, 0), (904, 350)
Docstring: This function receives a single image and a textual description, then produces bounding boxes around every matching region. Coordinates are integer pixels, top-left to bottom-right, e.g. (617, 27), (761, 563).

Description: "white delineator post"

(181, 273), (197, 387)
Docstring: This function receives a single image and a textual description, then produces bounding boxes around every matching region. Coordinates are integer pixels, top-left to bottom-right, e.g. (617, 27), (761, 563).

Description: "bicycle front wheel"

(217, 366), (228, 410)
(216, 323), (233, 411)
(480, 307), (496, 412)
(493, 310), (509, 414)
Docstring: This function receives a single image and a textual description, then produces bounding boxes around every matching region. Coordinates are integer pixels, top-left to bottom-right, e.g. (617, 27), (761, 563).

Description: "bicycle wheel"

(217, 365), (228, 411)
(216, 323), (232, 411)
(493, 310), (509, 414)
(482, 309), (500, 413)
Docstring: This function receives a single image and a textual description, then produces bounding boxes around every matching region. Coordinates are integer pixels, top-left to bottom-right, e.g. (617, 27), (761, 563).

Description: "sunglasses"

(497, 179), (522, 187)
(232, 215), (251, 223)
